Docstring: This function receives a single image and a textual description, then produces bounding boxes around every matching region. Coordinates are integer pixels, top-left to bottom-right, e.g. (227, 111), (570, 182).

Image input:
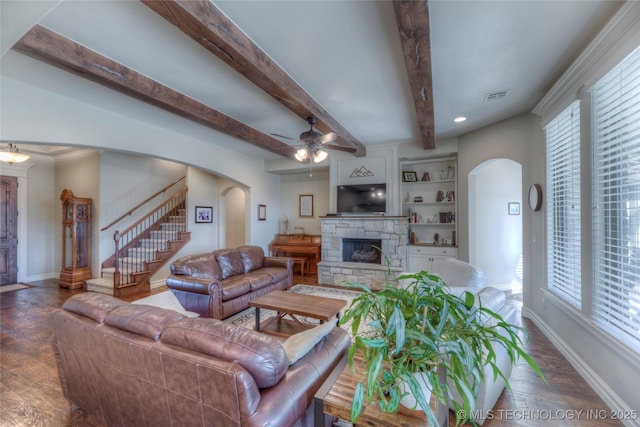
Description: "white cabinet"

(407, 245), (458, 272)
(401, 156), (458, 252)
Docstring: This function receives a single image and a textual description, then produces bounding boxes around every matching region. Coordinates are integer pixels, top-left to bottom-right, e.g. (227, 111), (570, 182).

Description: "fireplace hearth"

(342, 238), (382, 264)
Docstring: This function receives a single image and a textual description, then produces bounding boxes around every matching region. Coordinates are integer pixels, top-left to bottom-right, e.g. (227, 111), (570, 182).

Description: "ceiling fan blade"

(324, 144), (358, 153)
(318, 132), (338, 144)
(270, 133), (302, 143)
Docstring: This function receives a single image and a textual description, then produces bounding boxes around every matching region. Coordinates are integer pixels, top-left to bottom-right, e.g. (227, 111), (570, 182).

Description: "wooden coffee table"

(249, 290), (347, 337)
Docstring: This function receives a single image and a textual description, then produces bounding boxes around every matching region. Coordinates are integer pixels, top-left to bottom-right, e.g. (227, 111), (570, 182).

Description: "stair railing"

(101, 176), (186, 232)
(111, 186), (188, 288)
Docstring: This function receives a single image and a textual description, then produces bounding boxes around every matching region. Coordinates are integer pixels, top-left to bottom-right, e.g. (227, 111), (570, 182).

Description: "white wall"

(279, 171), (329, 236)
(55, 152), (101, 279)
(1, 73), (282, 256)
(25, 159), (56, 279)
(184, 166), (220, 254)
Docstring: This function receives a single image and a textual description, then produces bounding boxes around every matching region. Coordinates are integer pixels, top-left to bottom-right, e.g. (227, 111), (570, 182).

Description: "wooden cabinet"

(59, 189), (92, 289)
(401, 156), (458, 259)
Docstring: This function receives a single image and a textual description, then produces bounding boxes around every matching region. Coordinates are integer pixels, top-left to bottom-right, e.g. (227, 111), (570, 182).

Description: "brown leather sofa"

(166, 245), (292, 319)
(51, 293), (350, 427)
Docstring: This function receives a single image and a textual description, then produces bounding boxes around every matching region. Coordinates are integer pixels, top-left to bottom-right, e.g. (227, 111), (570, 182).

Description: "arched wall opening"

(468, 158), (522, 290)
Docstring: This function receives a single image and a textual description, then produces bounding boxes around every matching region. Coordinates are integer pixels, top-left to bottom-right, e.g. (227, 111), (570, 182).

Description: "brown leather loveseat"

(166, 245), (292, 319)
(51, 293), (350, 427)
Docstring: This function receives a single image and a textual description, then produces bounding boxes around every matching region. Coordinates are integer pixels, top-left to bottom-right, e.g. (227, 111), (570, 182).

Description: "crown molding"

(532, 1), (640, 120)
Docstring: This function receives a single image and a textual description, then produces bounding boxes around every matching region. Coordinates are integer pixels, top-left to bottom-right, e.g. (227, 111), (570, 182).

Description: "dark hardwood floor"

(0, 277), (620, 426)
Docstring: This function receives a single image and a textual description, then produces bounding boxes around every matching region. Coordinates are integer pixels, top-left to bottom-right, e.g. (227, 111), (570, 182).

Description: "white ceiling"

(0, 0), (623, 161)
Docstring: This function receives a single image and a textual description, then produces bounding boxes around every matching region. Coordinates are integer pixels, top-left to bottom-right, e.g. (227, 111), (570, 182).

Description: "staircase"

(85, 182), (190, 298)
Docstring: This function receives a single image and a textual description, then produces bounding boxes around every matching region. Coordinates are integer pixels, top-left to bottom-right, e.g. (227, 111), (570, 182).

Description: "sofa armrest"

(165, 275), (224, 318)
(264, 256), (293, 270)
(166, 275), (219, 295)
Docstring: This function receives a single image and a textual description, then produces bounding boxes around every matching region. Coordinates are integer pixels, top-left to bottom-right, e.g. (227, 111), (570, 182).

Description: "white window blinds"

(545, 101), (582, 307)
(591, 45), (640, 353)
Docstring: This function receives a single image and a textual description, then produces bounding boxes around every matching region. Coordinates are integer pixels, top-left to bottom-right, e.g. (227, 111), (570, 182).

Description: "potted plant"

(339, 270), (544, 425)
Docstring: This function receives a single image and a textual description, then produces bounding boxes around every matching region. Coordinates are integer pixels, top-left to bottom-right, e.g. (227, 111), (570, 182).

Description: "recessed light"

(454, 116), (467, 123)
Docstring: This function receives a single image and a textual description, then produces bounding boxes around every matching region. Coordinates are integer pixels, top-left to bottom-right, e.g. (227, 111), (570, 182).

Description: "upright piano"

(270, 234), (321, 274)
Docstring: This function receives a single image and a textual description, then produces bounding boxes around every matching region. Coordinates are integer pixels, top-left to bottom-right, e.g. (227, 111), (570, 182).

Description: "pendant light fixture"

(0, 144), (30, 165)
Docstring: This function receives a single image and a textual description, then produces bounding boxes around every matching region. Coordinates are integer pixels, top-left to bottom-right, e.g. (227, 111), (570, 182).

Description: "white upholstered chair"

(396, 260), (515, 424)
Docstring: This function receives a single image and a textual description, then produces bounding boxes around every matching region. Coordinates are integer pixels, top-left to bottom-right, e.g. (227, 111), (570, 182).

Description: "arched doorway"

(220, 186), (246, 248)
(468, 158), (522, 290)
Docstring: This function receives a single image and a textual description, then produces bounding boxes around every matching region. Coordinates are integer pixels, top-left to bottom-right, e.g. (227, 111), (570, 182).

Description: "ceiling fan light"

(295, 148), (309, 162)
(0, 144), (30, 165)
(313, 149), (328, 163)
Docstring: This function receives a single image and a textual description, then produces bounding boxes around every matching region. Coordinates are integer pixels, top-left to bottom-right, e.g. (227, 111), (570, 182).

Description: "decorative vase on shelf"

(404, 192), (410, 203)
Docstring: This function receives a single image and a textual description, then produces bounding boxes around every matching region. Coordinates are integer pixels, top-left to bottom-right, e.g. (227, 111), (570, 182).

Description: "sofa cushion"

(260, 266), (290, 284)
(105, 305), (186, 341)
(239, 245), (265, 273)
(161, 318), (288, 388)
(170, 252), (221, 280)
(281, 319), (337, 365)
(62, 293), (127, 323)
(246, 272), (274, 291)
(220, 276), (252, 301)
(215, 249), (245, 279)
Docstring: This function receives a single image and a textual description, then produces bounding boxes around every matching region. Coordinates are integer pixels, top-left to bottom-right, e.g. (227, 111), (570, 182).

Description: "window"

(591, 45), (640, 352)
(545, 101), (582, 307)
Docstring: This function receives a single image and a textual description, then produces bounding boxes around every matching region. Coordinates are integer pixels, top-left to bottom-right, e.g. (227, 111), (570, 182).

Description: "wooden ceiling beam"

(142, 0), (366, 157)
(393, 0), (436, 150)
(12, 25), (297, 159)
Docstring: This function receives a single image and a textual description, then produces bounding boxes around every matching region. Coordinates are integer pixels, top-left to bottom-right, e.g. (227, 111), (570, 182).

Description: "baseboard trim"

(522, 308), (639, 427)
(25, 272), (59, 282)
(150, 279), (166, 289)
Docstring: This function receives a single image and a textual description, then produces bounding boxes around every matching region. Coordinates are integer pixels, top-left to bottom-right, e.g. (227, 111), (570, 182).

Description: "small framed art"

(508, 202), (520, 215)
(402, 171), (418, 182)
(258, 204), (267, 221)
(195, 206), (213, 223)
(299, 194), (314, 218)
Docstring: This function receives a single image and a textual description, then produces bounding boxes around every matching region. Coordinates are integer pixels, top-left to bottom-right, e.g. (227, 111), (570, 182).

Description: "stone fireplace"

(318, 216), (408, 289)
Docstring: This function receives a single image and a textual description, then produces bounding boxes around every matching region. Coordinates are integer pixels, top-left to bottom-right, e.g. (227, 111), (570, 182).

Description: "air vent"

(484, 90), (509, 102)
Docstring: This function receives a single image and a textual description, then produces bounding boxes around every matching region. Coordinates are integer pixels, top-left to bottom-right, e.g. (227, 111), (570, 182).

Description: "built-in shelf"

(401, 156), (457, 250)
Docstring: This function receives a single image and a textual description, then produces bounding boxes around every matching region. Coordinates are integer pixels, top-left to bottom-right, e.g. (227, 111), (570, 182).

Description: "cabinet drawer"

(408, 246), (458, 257)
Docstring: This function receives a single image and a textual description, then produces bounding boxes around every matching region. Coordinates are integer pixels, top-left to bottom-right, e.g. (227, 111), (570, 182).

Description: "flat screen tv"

(337, 183), (387, 214)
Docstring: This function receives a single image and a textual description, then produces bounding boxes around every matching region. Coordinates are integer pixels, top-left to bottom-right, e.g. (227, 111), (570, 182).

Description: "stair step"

(127, 247), (157, 261)
(150, 230), (179, 240)
(85, 278), (114, 295)
(139, 239), (168, 250)
(167, 215), (185, 223)
(160, 223), (185, 232)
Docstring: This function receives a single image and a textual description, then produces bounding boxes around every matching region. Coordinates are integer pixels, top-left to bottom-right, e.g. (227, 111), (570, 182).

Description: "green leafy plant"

(339, 270), (544, 425)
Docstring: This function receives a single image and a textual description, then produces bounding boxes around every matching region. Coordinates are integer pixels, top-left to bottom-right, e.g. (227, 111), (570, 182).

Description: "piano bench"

(292, 257), (308, 277)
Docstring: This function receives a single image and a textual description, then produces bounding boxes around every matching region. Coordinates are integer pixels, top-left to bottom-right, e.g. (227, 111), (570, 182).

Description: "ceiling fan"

(271, 116), (357, 164)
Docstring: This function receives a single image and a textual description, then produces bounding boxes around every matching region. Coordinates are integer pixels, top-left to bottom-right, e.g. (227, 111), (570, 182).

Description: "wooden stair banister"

(101, 176), (186, 232)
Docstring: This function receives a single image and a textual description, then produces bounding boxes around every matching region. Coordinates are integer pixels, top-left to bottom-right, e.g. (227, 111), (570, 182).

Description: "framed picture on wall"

(508, 202), (520, 215)
(258, 204), (267, 221)
(195, 206), (213, 223)
(299, 194), (314, 218)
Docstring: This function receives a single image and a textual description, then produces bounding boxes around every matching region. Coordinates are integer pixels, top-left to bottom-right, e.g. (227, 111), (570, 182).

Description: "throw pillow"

(281, 318), (337, 365)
